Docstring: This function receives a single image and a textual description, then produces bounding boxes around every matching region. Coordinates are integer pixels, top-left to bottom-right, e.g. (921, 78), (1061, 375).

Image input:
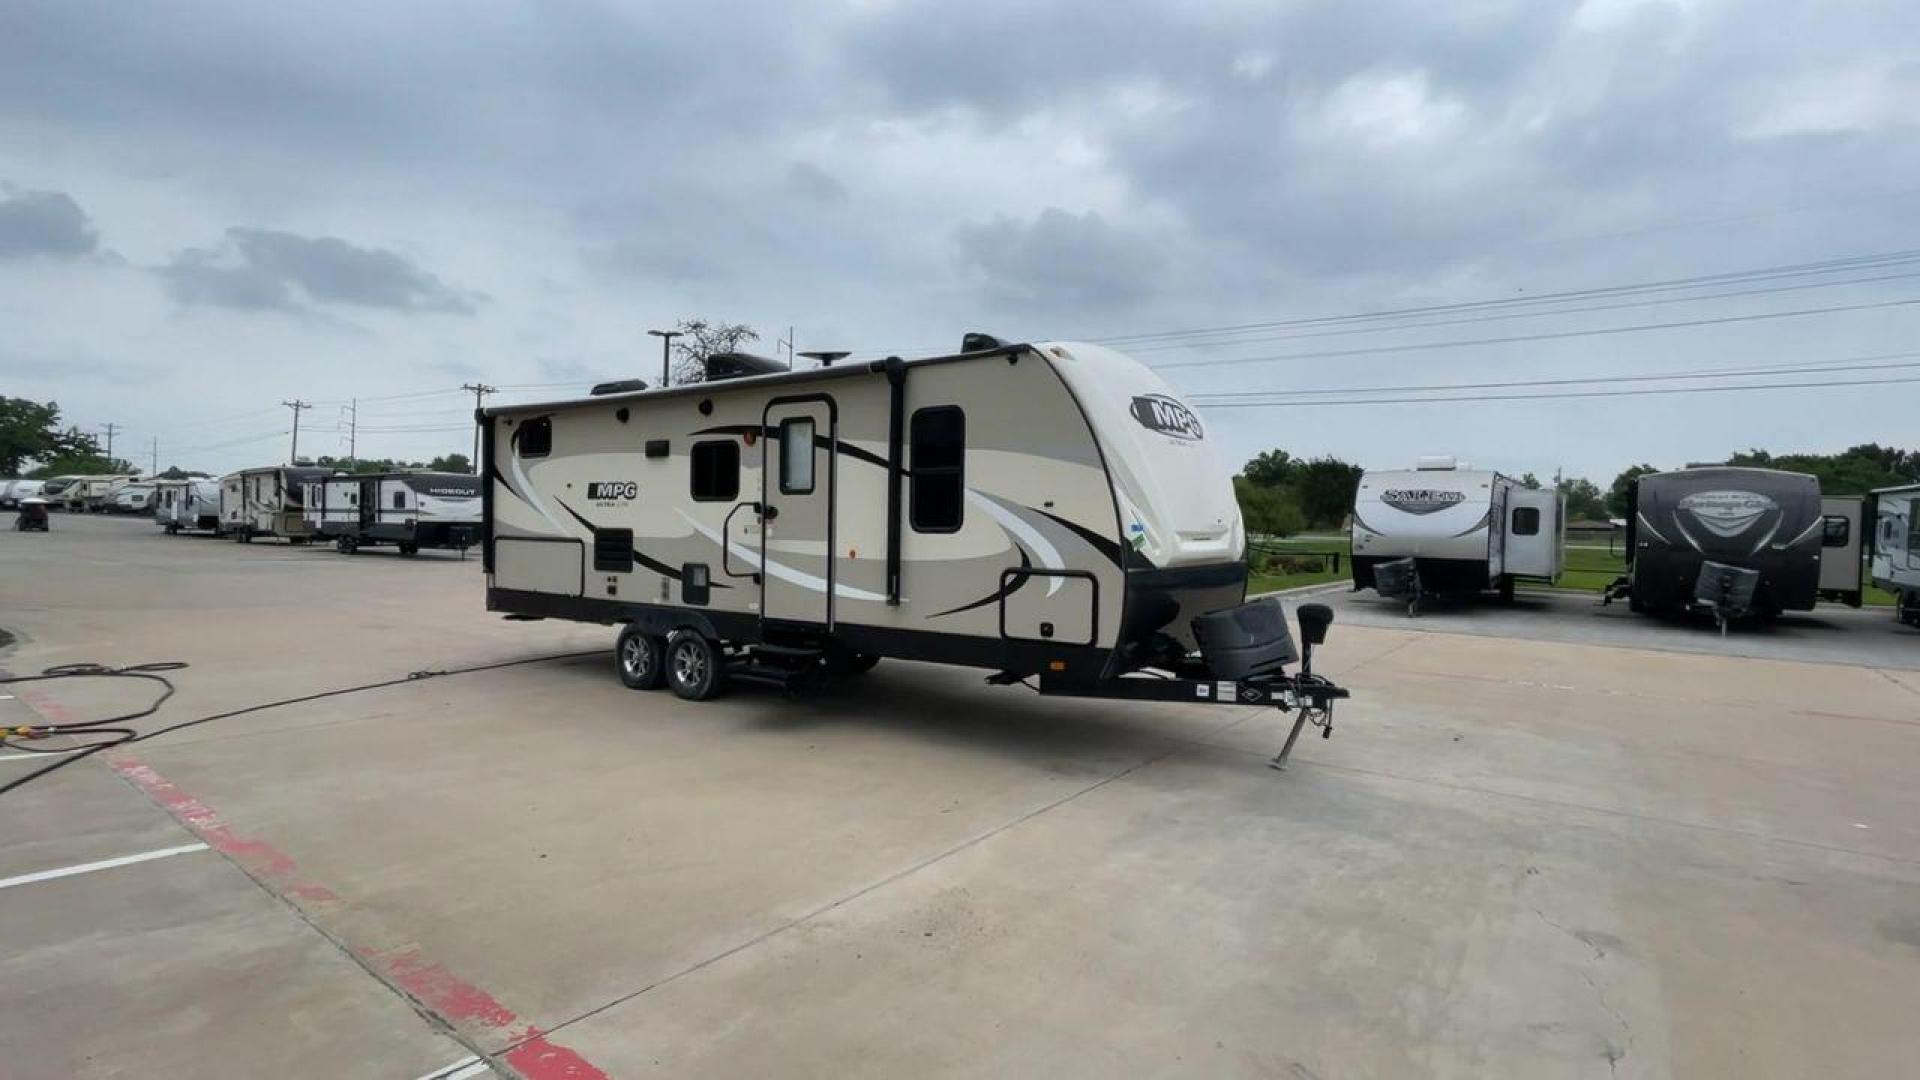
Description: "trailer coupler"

(1032, 671), (1349, 770)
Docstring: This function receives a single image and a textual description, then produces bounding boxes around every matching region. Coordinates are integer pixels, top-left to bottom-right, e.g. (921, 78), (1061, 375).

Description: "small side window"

(910, 406), (965, 533)
(393, 490), (406, 510)
(519, 417), (552, 458)
(691, 440), (740, 501)
(1512, 506), (1540, 536)
(779, 418), (815, 495)
(1821, 516), (1849, 548)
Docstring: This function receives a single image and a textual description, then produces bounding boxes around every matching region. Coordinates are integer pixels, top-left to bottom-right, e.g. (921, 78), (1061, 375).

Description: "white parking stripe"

(0, 843), (210, 891)
(415, 1055), (489, 1080)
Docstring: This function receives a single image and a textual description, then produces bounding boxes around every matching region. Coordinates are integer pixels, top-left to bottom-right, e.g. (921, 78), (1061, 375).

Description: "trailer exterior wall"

(1628, 467), (1824, 614)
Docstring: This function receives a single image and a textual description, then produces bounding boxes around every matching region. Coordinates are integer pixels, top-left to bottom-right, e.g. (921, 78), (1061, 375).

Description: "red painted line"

(107, 755), (608, 1080)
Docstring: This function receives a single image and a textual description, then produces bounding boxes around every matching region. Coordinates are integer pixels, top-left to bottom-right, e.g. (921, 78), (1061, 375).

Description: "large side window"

(691, 440), (740, 501)
(1511, 506), (1540, 536)
(518, 417), (552, 458)
(910, 406), (965, 533)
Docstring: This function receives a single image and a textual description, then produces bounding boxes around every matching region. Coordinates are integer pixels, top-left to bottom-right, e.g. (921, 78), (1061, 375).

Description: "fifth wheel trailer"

(479, 336), (1349, 767)
(1350, 458), (1564, 609)
(220, 466), (335, 543)
(1606, 466), (1860, 622)
(307, 472), (482, 554)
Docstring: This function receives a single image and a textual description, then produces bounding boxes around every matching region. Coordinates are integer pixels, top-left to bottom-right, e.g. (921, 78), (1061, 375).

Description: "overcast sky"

(2, 0), (1916, 480)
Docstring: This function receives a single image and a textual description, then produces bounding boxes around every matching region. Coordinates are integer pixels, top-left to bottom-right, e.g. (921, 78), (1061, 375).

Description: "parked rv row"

(1, 474), (152, 513)
(152, 466), (483, 555)
(1349, 457), (1908, 629)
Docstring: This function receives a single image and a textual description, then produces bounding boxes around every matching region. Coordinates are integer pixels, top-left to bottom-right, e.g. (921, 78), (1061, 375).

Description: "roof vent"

(705, 352), (787, 381)
(590, 378), (648, 396)
(1415, 456), (1459, 471)
(961, 332), (1010, 352)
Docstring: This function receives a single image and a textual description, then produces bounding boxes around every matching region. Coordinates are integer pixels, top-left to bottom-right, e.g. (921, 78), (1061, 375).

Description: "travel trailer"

(60, 474), (139, 512)
(220, 466), (335, 543)
(111, 481), (155, 514)
(1605, 466), (1856, 623)
(1869, 483), (1920, 625)
(1349, 458), (1564, 610)
(307, 471), (483, 555)
(0, 479), (44, 509)
(154, 478), (222, 534)
(478, 336), (1349, 767)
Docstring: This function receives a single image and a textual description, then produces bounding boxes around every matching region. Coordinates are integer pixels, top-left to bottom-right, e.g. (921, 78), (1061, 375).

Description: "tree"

(1725, 443), (1920, 495)
(1607, 464), (1658, 518)
(1557, 476), (1608, 520)
(427, 453), (472, 473)
(669, 318), (760, 385)
(1295, 456), (1364, 527)
(1234, 476), (1304, 537)
(1519, 472), (1541, 490)
(1241, 449), (1298, 488)
(1, 398), (101, 475)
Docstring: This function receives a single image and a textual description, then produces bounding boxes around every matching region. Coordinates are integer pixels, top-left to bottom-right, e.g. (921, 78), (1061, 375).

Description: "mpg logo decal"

(1381, 489), (1466, 515)
(1130, 394), (1204, 441)
(1678, 490), (1776, 538)
(587, 481), (638, 502)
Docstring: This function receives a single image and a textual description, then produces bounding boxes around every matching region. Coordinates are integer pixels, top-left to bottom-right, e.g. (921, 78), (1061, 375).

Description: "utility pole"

(100, 422), (119, 464)
(150, 436), (158, 476)
(345, 399), (358, 464)
(647, 328), (683, 388)
(282, 400), (312, 465)
(461, 383), (496, 473)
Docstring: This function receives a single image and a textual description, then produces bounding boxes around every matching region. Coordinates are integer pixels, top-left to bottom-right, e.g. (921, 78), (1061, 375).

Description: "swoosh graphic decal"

(688, 424), (894, 472)
(1747, 515), (1784, 556)
(553, 498), (730, 588)
(1035, 508), (1138, 569)
(972, 492), (1065, 595)
(1782, 515), (1824, 549)
(1635, 510), (1671, 547)
(506, 417), (567, 535)
(676, 510), (892, 602)
(1449, 509), (1492, 538)
(926, 547), (1033, 618)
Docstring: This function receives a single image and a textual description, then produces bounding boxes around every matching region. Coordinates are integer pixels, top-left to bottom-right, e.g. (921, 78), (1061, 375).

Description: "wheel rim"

(622, 636), (650, 678)
(673, 642), (706, 687)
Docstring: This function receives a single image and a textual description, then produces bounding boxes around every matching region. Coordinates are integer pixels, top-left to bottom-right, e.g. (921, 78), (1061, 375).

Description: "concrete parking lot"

(4, 514), (1919, 1078)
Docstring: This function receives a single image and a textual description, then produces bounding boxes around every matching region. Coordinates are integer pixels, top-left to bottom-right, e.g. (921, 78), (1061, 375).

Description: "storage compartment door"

(1504, 489), (1560, 579)
(494, 537), (585, 597)
(1000, 569), (1097, 646)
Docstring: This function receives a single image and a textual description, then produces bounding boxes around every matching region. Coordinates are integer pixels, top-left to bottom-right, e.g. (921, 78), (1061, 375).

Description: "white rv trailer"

(307, 471), (482, 555)
(154, 478), (222, 533)
(479, 336), (1350, 766)
(220, 465), (335, 543)
(1869, 484), (1920, 624)
(1350, 458), (1564, 609)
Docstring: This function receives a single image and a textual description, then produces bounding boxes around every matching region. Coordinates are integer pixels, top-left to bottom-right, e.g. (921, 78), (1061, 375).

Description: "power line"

(1188, 351), (1920, 401)
(1196, 373), (1920, 409)
(1153, 296), (1920, 372)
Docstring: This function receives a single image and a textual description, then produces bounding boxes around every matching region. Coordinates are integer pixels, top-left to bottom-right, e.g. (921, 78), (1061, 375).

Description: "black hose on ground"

(0, 650), (601, 798)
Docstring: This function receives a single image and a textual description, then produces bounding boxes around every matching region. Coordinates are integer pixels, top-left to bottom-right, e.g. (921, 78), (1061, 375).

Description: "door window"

(1822, 516), (1850, 547)
(779, 418), (815, 494)
(1512, 506), (1540, 536)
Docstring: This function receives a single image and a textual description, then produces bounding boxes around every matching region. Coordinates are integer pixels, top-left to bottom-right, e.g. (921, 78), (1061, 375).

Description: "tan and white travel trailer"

(220, 466), (335, 543)
(153, 478), (222, 533)
(307, 471), (482, 555)
(480, 336), (1349, 767)
(1350, 458), (1564, 610)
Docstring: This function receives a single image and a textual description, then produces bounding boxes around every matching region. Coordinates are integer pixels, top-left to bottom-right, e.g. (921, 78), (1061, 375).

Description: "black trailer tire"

(1498, 576), (1516, 604)
(616, 626), (666, 690)
(1900, 590), (1920, 627)
(399, 543), (419, 556)
(665, 631), (727, 701)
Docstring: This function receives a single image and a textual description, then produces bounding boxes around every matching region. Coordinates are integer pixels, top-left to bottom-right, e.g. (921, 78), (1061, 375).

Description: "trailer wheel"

(615, 626), (666, 690)
(399, 543), (419, 556)
(665, 631), (727, 701)
(1900, 590), (1920, 627)
(1498, 576), (1516, 604)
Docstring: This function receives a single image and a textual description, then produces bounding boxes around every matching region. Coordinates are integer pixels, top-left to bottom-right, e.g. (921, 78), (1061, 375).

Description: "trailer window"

(393, 490), (406, 510)
(1822, 516), (1850, 548)
(910, 406), (965, 532)
(690, 440), (740, 501)
(518, 417), (552, 458)
(779, 418), (815, 494)
(1511, 506), (1540, 536)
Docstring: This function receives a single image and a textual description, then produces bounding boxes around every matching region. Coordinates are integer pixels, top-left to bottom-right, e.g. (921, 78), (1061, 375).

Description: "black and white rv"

(153, 478), (221, 534)
(1606, 466), (1861, 622)
(1350, 458), (1564, 609)
(477, 336), (1349, 767)
(1868, 483), (1920, 624)
(307, 472), (482, 555)
(219, 466), (335, 544)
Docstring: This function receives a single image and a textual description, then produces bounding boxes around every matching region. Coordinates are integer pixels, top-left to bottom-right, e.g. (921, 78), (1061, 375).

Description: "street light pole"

(648, 329), (683, 388)
(282, 400), (311, 464)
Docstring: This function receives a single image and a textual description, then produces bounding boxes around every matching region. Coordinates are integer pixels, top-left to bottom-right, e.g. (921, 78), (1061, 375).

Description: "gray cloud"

(957, 207), (1161, 311)
(787, 161), (849, 204)
(0, 186), (98, 257)
(160, 228), (474, 314)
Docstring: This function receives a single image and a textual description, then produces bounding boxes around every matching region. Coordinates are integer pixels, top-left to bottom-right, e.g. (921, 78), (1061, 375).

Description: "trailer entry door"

(761, 399), (836, 628)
